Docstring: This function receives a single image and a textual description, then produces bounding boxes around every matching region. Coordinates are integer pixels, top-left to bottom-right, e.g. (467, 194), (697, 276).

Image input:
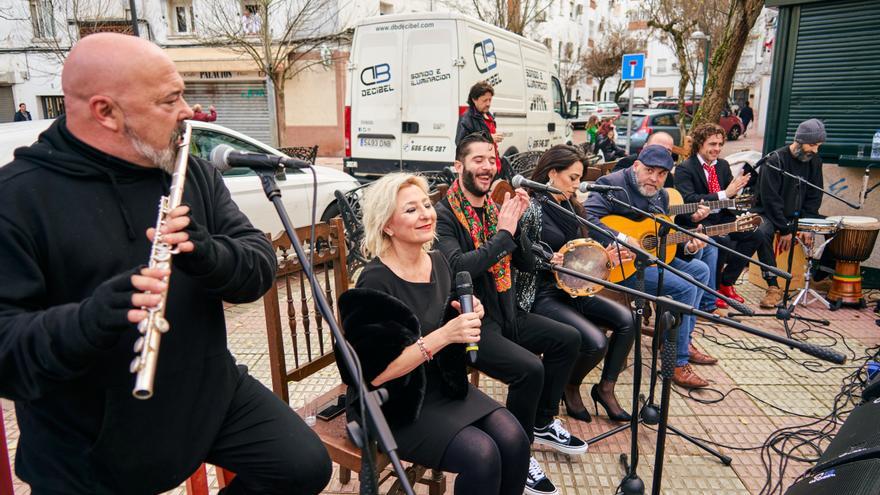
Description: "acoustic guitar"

(601, 213), (763, 282)
(665, 188), (754, 216)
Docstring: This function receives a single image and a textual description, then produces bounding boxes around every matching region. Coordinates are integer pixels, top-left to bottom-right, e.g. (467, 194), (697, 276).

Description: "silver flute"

(131, 122), (192, 399)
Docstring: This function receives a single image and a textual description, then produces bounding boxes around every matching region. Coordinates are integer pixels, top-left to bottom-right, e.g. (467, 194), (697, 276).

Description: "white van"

(343, 12), (576, 178)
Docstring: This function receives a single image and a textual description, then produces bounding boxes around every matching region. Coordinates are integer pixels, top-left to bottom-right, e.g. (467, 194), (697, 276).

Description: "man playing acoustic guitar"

(673, 123), (765, 311)
(583, 145), (718, 388)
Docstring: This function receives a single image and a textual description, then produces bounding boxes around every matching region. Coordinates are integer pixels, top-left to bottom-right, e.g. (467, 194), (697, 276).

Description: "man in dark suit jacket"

(674, 123), (767, 309)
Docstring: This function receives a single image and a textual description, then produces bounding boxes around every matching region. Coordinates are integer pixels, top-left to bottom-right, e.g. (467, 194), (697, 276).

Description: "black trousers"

(715, 230), (767, 286)
(532, 291), (635, 383)
(473, 312), (579, 443)
(755, 218), (783, 283)
(210, 370), (332, 495)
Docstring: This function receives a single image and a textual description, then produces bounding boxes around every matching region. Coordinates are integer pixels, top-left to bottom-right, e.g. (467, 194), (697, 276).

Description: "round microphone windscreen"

(209, 144), (233, 172)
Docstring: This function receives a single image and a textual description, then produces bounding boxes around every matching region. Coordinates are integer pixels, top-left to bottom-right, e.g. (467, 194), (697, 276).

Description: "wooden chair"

(1, 402), (13, 495)
(263, 218), (446, 494)
(278, 145), (319, 164)
(185, 464), (234, 495)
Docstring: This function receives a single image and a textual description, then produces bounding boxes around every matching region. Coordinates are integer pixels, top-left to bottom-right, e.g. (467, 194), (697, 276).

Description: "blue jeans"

(693, 244), (718, 311)
(621, 256), (711, 366)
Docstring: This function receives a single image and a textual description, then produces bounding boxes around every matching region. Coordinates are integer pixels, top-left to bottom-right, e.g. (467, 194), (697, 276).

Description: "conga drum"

(825, 216), (880, 308)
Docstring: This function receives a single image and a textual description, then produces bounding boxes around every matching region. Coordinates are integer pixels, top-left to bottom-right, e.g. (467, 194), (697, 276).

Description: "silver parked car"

(0, 119), (360, 234)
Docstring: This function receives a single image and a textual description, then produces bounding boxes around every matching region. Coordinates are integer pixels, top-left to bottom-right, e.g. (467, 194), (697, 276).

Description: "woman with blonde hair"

(338, 173), (529, 494)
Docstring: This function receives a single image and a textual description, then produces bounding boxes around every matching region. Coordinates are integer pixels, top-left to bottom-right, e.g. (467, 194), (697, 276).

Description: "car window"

(651, 114), (676, 127)
(190, 128), (287, 176)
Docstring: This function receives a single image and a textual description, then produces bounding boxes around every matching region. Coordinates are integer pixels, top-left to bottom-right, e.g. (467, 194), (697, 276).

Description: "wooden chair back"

(263, 217), (350, 403)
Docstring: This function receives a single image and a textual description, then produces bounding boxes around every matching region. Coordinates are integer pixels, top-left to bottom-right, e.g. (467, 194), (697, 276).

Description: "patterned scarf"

(446, 179), (512, 292)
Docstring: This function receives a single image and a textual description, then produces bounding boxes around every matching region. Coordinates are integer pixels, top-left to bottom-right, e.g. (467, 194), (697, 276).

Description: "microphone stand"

(533, 258), (846, 495)
(728, 160), (858, 331)
(256, 172), (415, 495)
(534, 196), (728, 491)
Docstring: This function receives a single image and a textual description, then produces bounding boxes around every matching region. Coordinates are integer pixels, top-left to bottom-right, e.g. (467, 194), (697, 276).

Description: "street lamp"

(690, 31), (711, 99)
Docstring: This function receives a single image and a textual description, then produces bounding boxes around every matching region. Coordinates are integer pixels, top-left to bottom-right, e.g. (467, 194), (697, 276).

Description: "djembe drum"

(824, 216), (880, 308)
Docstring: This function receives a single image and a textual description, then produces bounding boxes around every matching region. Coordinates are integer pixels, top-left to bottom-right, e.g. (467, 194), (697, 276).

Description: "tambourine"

(554, 238), (612, 297)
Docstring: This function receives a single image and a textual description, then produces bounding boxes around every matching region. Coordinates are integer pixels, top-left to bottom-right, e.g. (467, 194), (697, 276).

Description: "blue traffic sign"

(621, 53), (646, 81)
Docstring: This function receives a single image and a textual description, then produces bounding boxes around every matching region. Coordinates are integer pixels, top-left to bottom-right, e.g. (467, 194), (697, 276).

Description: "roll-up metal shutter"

(184, 81), (272, 144)
(0, 86), (15, 123)
(771, 0), (880, 159)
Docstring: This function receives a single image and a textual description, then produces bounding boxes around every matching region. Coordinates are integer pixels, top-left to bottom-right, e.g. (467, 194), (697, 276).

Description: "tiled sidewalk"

(4, 280), (878, 494)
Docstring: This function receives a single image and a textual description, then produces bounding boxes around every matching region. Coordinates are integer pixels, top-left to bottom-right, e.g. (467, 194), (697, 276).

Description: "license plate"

(359, 137), (394, 148)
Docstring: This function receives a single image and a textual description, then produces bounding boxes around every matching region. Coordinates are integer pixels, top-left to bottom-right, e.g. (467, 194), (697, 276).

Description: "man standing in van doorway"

(456, 81), (503, 172)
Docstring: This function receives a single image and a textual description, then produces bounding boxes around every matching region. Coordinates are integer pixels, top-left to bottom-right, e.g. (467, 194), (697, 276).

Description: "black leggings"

(436, 408), (530, 495)
(533, 291), (635, 383)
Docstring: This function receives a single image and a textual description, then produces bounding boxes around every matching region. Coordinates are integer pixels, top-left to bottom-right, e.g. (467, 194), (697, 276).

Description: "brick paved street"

(5, 273), (877, 494)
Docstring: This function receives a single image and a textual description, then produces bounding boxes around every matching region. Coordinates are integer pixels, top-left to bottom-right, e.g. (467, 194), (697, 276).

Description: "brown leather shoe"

(689, 344), (718, 365)
(673, 364), (709, 388)
(760, 286), (783, 309)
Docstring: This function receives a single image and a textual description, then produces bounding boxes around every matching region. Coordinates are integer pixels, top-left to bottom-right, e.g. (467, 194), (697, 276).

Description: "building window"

(576, 4), (584, 17)
(29, 0), (56, 39)
(557, 41), (562, 59)
(40, 95), (65, 119)
(543, 38), (552, 50)
(565, 42), (574, 62)
(241, 3), (262, 34)
(379, 1), (393, 15)
(656, 58), (667, 74)
(569, 1), (574, 18)
(168, 0), (195, 35)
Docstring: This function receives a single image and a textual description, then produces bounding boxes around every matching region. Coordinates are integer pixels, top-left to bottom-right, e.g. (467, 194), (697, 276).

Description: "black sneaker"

(524, 456), (558, 495)
(534, 418), (588, 455)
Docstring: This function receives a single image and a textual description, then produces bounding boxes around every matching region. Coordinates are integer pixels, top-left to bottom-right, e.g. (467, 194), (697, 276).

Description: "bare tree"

(462, 0), (553, 36)
(196, 0), (349, 145)
(0, 0), (122, 68)
(684, 2), (730, 106)
(691, 0), (764, 128)
(646, 0), (700, 138)
(581, 27), (640, 103)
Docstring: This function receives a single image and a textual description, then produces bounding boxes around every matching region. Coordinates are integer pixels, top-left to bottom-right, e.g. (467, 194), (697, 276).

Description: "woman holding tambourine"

(516, 145), (637, 423)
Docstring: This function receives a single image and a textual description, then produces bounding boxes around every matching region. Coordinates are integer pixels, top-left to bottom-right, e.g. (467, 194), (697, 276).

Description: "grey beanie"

(794, 118), (826, 144)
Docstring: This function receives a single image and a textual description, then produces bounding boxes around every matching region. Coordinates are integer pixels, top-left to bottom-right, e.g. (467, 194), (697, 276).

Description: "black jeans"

(210, 371), (332, 495)
(715, 231), (767, 286)
(532, 291), (635, 383)
(473, 312), (579, 442)
(756, 218), (783, 284)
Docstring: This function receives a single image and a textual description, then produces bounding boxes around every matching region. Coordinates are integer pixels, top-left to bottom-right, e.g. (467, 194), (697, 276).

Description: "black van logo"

(360, 63), (391, 86)
(473, 38), (497, 74)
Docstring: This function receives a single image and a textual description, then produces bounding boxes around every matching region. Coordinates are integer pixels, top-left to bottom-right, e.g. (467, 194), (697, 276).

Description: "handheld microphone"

(511, 174), (563, 195)
(455, 271), (478, 365)
(578, 182), (624, 194)
(210, 144), (312, 173)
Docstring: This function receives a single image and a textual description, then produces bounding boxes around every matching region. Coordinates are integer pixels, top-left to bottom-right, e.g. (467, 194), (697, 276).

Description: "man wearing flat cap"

(583, 144), (719, 388)
(751, 118), (826, 309)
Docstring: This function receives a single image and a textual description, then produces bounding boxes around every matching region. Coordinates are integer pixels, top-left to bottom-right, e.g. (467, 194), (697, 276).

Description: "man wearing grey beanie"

(750, 118), (826, 308)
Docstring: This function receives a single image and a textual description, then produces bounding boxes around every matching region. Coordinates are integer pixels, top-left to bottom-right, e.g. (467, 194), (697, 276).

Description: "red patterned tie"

(703, 163), (721, 194)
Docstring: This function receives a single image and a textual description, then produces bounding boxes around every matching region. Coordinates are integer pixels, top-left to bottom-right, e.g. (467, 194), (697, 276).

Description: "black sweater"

(0, 118), (275, 493)
(751, 145), (824, 234)
(435, 197), (536, 341)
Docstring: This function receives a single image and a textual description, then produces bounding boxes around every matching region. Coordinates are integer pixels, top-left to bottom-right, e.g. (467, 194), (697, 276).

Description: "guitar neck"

(668, 198), (736, 216)
(666, 221), (741, 245)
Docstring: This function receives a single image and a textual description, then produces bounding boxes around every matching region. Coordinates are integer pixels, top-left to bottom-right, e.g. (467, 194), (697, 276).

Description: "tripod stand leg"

(664, 424), (732, 465)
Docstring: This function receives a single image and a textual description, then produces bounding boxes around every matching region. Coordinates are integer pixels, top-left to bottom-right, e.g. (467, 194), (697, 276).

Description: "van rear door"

(400, 19), (458, 172)
(349, 24), (404, 176)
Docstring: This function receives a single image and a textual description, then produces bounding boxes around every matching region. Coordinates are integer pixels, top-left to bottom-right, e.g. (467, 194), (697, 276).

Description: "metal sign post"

(621, 53), (646, 155)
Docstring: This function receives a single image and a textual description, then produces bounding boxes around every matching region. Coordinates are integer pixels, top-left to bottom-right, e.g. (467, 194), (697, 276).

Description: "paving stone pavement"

(4, 278), (878, 494)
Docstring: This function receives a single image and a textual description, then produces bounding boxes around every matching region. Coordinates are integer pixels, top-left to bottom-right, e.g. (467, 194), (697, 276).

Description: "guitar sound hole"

(642, 235), (657, 250)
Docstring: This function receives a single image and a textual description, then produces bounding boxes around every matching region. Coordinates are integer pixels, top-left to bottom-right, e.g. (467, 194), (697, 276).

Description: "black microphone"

(511, 174), (563, 195)
(210, 144), (312, 173)
(578, 182), (624, 194)
(455, 271), (478, 365)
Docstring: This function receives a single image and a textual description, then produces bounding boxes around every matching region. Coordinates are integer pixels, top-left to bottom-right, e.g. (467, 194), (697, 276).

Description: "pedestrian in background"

(738, 100), (754, 137)
(191, 104), (217, 122)
(456, 81), (503, 172)
(585, 115), (600, 146)
(14, 103), (32, 121)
